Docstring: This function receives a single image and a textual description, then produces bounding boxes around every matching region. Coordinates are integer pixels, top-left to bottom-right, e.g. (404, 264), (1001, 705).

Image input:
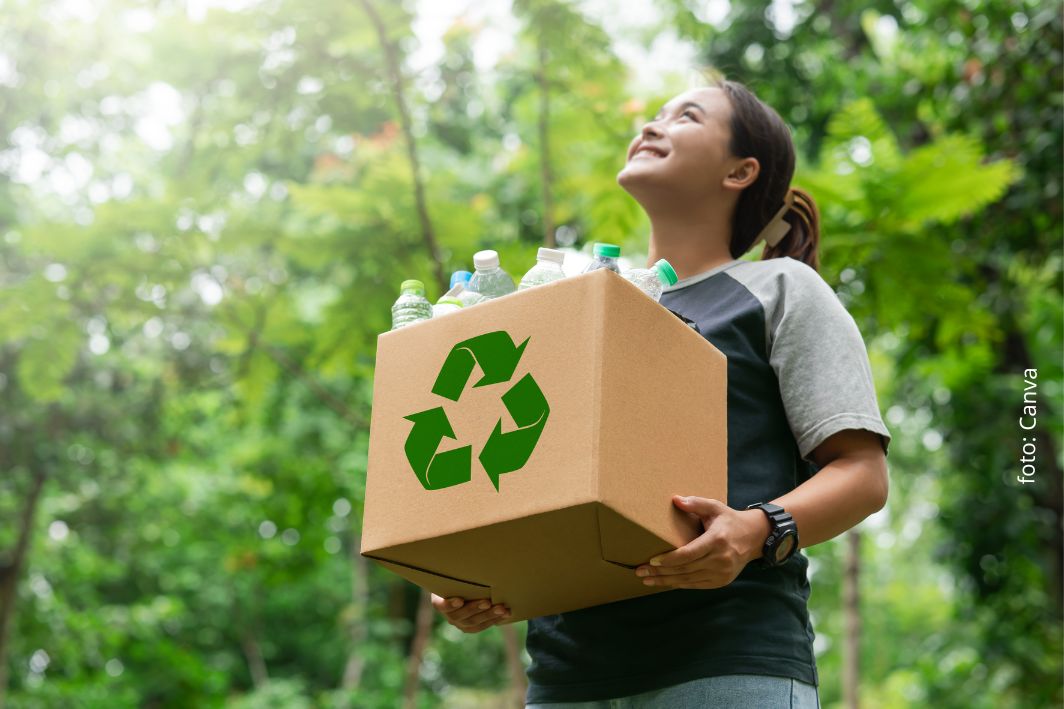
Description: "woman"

(431, 77), (892, 709)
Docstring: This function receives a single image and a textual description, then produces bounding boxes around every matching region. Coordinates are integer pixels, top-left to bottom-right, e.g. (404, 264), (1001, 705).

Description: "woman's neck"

(644, 207), (736, 281)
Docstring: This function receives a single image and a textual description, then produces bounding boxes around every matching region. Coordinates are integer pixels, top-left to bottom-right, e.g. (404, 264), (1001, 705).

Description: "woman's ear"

(723, 157), (759, 191)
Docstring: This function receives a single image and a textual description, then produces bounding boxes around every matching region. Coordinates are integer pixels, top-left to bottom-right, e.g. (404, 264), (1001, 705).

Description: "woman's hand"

(634, 496), (770, 590)
(430, 594), (511, 633)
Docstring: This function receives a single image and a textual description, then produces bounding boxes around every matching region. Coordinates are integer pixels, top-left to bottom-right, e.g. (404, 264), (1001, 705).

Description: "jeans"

(525, 673), (821, 708)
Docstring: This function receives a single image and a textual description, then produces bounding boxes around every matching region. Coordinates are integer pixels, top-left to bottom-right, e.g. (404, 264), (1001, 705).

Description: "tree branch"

(358, 0), (448, 296)
(502, 624), (528, 707)
(0, 466), (47, 709)
(842, 529), (860, 709)
(341, 531), (371, 695)
(401, 589), (435, 709)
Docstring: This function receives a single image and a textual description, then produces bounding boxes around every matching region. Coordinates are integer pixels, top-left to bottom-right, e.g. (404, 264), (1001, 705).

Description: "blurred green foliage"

(0, 0), (1059, 707)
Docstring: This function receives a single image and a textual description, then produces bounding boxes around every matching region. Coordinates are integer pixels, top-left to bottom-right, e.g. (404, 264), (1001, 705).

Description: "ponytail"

(761, 186), (821, 273)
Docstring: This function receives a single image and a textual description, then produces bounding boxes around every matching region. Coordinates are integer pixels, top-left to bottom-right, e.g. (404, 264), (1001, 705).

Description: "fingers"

(641, 571), (726, 589)
(647, 532), (717, 568)
(463, 606), (509, 633)
(456, 599), (509, 626)
(430, 593), (455, 613)
(430, 594), (511, 633)
(641, 570), (706, 586)
(672, 495), (729, 518)
(637, 560), (700, 576)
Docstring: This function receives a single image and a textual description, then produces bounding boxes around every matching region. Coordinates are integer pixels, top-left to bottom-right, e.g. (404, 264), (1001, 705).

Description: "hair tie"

(751, 189), (795, 248)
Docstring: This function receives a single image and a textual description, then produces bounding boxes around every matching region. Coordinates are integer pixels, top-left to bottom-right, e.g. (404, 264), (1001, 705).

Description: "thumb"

(672, 495), (729, 518)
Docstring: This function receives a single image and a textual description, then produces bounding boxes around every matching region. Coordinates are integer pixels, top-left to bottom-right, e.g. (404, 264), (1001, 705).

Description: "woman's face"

(617, 87), (755, 203)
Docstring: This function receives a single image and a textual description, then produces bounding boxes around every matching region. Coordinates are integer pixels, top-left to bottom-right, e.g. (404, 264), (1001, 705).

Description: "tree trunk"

(341, 533), (371, 694)
(0, 468), (47, 709)
(502, 624), (527, 707)
(842, 529), (860, 709)
(535, 33), (555, 249)
(241, 632), (269, 689)
(358, 0), (448, 296)
(402, 589), (435, 709)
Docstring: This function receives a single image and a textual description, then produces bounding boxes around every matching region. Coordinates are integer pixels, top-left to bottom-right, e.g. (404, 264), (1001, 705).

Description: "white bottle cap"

(537, 247), (566, 265)
(473, 250), (499, 270)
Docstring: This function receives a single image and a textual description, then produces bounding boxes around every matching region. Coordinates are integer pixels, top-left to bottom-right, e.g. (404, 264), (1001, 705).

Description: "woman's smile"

(631, 149), (667, 161)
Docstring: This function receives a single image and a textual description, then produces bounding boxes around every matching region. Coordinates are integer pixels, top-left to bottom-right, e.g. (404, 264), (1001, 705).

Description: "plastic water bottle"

(582, 243), (622, 273)
(432, 296), (464, 318)
(518, 247), (567, 290)
(450, 271), (472, 289)
(466, 250), (516, 300)
(445, 271), (487, 307)
(623, 259), (679, 302)
(390, 280), (433, 330)
(452, 283), (488, 307)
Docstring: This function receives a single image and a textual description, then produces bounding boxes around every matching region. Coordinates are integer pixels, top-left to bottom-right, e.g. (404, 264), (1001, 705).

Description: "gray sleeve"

(769, 261), (892, 462)
(730, 258), (892, 463)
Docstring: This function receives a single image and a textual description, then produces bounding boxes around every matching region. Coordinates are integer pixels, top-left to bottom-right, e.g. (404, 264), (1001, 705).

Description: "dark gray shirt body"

(525, 256), (891, 703)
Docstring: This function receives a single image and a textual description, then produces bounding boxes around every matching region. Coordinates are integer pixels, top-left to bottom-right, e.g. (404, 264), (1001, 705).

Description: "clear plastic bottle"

(446, 271), (488, 307)
(622, 258), (679, 302)
(582, 242), (622, 273)
(466, 250), (516, 300)
(390, 279), (433, 330)
(453, 283), (488, 307)
(450, 270), (473, 289)
(432, 296), (464, 318)
(518, 247), (567, 290)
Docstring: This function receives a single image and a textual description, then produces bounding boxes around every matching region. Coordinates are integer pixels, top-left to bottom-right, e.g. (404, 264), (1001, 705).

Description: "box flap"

(597, 503), (700, 568)
(364, 503), (669, 621)
(362, 554), (492, 600)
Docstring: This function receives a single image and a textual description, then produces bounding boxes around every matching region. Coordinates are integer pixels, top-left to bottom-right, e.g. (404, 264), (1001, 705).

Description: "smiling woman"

(520, 74), (892, 709)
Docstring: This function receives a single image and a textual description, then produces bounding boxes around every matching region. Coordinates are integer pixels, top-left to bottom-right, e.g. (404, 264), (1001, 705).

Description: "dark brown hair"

(704, 73), (821, 272)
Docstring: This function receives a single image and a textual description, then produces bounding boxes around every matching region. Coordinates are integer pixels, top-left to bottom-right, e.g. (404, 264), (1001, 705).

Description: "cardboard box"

(360, 268), (727, 623)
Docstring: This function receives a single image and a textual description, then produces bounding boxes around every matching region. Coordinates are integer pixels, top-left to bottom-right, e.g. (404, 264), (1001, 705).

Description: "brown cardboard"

(361, 268), (727, 622)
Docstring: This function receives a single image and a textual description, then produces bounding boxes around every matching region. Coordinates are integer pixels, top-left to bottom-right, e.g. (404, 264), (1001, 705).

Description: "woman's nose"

(641, 120), (664, 140)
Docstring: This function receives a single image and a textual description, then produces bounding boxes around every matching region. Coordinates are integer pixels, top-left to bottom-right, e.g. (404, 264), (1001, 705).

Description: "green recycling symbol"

(402, 330), (550, 492)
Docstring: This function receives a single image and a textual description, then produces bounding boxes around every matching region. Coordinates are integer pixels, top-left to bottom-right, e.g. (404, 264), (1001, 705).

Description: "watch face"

(774, 534), (796, 563)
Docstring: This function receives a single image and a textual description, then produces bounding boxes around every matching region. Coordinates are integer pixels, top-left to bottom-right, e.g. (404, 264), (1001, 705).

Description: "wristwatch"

(745, 502), (800, 567)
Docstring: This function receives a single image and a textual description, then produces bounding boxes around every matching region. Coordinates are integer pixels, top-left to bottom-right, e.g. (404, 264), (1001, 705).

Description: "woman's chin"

(617, 165), (671, 195)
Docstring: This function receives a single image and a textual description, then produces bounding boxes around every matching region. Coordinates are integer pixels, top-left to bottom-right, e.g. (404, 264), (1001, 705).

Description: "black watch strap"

(745, 501), (800, 566)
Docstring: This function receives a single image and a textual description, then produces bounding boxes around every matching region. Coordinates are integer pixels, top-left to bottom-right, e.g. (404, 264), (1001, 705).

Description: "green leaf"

(895, 134), (1020, 227)
(18, 322), (80, 403)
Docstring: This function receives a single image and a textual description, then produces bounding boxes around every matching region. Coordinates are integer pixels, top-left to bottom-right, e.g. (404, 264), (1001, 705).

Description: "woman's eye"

(682, 110), (696, 120)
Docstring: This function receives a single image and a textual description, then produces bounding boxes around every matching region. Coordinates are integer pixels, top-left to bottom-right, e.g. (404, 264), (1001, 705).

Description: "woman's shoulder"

(730, 255), (819, 276)
(727, 256), (833, 299)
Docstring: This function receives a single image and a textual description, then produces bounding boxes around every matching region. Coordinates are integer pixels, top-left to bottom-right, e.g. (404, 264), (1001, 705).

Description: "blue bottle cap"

(450, 271), (473, 288)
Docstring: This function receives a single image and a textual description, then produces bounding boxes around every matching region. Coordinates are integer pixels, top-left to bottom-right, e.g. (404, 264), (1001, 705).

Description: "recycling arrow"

(479, 373), (550, 491)
(402, 329), (549, 492)
(431, 331), (530, 402)
(403, 407), (472, 490)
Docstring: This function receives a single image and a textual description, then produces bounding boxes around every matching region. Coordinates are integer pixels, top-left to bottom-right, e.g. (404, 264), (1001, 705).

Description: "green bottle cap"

(654, 259), (678, 286)
(401, 279), (425, 294)
(436, 296), (463, 307)
(593, 243), (621, 258)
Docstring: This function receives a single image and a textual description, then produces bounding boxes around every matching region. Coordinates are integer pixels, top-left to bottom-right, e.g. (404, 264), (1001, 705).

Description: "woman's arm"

(635, 428), (888, 589)
(744, 428), (889, 556)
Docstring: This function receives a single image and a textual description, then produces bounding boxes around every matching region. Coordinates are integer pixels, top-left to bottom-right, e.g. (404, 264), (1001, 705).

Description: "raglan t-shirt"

(524, 255), (892, 704)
